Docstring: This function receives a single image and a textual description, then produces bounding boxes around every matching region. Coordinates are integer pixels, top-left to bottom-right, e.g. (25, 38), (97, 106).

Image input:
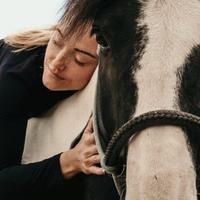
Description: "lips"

(47, 64), (66, 80)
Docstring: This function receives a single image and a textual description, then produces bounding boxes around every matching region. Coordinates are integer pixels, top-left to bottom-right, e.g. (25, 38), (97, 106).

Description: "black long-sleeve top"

(0, 39), (79, 199)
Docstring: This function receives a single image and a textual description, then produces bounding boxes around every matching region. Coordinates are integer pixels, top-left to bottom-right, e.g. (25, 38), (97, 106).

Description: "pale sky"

(0, 0), (66, 39)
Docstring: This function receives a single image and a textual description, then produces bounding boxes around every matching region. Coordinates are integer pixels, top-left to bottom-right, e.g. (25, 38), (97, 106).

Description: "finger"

(84, 133), (96, 145)
(84, 117), (93, 133)
(85, 154), (101, 166)
(88, 166), (105, 175)
(85, 146), (98, 157)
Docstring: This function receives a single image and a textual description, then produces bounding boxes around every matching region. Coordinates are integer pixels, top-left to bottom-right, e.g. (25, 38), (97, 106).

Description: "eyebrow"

(74, 48), (97, 59)
(55, 28), (97, 59)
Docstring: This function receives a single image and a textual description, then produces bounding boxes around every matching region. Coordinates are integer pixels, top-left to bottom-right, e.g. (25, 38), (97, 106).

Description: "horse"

(61, 0), (200, 199)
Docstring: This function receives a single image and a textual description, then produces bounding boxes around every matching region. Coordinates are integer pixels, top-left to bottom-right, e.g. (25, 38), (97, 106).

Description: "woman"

(0, 24), (119, 199)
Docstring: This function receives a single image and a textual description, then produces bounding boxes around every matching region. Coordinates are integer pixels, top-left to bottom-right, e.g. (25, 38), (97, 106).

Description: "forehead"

(93, 1), (141, 45)
(94, 1), (140, 26)
(53, 26), (98, 57)
(55, 25), (94, 42)
(93, 1), (142, 52)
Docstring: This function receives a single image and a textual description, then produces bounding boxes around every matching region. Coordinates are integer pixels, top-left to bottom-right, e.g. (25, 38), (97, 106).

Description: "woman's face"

(43, 26), (98, 91)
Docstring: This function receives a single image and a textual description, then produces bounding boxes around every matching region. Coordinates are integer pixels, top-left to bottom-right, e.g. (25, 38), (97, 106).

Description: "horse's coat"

(126, 1), (200, 199)
(80, 0), (200, 199)
(135, 0), (200, 116)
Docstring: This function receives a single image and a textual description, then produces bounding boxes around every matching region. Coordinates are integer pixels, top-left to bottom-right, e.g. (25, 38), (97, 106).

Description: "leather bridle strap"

(103, 110), (200, 174)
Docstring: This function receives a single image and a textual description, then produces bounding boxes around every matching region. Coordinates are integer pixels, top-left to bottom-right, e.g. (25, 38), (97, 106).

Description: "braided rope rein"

(103, 110), (200, 174)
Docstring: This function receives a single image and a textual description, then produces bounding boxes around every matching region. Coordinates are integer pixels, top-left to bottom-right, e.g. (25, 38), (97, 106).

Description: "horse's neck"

(126, 1), (199, 199)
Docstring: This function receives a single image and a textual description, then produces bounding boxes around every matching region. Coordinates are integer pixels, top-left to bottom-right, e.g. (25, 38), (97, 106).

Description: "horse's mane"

(59, 0), (110, 39)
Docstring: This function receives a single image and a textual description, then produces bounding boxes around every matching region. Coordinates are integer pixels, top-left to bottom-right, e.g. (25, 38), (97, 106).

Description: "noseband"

(93, 108), (200, 198)
(103, 110), (200, 174)
(94, 106), (200, 174)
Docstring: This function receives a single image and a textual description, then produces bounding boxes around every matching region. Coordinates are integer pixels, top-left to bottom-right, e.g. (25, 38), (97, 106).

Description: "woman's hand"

(60, 117), (105, 179)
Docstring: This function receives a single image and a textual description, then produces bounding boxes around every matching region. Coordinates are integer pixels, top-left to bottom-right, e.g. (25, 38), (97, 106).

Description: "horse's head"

(92, 1), (143, 173)
(91, 0), (200, 125)
(62, 0), (200, 199)
(90, 0), (200, 171)
(93, 0), (140, 137)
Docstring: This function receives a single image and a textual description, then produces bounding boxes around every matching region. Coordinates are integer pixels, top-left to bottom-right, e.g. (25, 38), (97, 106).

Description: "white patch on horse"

(126, 1), (200, 199)
(134, 0), (200, 116)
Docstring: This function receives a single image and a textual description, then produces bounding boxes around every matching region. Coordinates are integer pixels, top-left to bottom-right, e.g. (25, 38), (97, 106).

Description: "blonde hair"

(4, 26), (56, 52)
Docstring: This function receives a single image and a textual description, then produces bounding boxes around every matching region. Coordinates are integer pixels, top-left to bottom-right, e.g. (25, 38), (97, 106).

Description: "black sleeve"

(0, 74), (73, 198)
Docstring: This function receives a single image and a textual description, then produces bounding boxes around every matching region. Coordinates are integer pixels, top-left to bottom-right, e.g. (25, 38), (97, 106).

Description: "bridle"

(103, 109), (200, 174)
(92, 67), (200, 199)
(93, 106), (200, 198)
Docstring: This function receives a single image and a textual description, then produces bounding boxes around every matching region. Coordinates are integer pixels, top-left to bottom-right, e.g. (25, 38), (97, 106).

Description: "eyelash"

(74, 58), (85, 66)
(52, 38), (86, 67)
(52, 39), (62, 47)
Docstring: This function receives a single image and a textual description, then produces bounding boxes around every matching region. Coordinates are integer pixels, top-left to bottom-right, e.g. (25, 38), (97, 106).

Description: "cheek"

(79, 66), (97, 83)
(44, 42), (56, 63)
(42, 65), (50, 85)
(43, 48), (51, 67)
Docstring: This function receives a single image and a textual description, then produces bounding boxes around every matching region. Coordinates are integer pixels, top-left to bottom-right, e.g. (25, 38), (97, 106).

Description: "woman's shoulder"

(0, 39), (46, 76)
(0, 39), (46, 60)
(0, 71), (29, 117)
(0, 39), (4, 48)
(0, 39), (13, 59)
(0, 39), (47, 89)
(0, 38), (20, 55)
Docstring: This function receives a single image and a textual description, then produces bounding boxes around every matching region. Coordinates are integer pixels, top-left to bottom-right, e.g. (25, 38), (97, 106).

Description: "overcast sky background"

(0, 0), (66, 39)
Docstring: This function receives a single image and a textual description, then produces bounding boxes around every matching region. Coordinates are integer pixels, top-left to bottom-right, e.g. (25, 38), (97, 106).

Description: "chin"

(43, 81), (75, 91)
(42, 77), (82, 91)
(42, 78), (57, 91)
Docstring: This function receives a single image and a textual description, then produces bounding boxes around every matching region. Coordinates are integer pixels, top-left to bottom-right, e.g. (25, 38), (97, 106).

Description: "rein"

(102, 110), (200, 174)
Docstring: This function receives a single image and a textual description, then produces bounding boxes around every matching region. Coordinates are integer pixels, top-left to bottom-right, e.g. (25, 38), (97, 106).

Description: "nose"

(49, 54), (66, 73)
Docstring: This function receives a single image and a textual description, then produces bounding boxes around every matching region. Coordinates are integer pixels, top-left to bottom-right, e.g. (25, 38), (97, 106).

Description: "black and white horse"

(62, 0), (200, 199)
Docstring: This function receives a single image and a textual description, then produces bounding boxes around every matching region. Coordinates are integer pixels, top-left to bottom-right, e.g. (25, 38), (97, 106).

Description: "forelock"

(59, 0), (109, 39)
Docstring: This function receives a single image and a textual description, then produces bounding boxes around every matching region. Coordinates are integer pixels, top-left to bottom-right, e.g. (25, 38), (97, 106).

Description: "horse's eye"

(92, 25), (109, 51)
(96, 34), (109, 49)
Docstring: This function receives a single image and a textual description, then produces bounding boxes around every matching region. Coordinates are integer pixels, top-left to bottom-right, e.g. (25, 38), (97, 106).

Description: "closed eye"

(52, 39), (63, 47)
(74, 57), (85, 66)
